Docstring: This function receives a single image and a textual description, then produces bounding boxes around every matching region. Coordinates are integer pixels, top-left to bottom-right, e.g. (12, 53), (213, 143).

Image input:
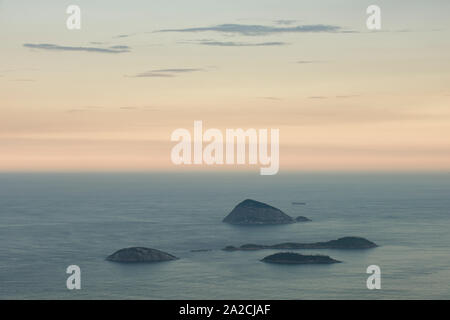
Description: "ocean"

(0, 172), (449, 299)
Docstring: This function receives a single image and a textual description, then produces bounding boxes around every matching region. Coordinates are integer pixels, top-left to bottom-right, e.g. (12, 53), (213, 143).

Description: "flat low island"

(106, 247), (178, 263)
(261, 252), (341, 264)
(223, 236), (377, 251)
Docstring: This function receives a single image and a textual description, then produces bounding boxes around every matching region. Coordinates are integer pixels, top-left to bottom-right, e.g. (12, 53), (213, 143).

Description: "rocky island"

(223, 236), (377, 251)
(223, 199), (309, 225)
(261, 252), (341, 264)
(106, 247), (178, 263)
(295, 216), (311, 222)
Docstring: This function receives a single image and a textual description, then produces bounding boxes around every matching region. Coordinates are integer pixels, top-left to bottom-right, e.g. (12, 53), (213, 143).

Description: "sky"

(1, 0), (450, 172)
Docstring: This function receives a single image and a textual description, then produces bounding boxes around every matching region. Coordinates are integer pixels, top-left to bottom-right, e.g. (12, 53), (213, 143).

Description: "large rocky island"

(106, 247), (178, 263)
(261, 252), (341, 264)
(223, 236), (377, 251)
(223, 199), (309, 225)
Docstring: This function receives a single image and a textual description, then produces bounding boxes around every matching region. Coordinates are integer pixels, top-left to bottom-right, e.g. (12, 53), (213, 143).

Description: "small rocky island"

(295, 216), (311, 222)
(106, 247), (178, 263)
(261, 252), (341, 265)
(223, 199), (310, 225)
(223, 236), (377, 251)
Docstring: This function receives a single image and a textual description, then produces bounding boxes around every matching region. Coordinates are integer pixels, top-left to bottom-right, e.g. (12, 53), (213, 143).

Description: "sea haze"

(0, 172), (449, 299)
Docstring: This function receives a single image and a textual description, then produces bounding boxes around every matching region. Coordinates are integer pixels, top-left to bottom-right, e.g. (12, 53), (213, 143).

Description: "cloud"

(156, 23), (344, 36)
(129, 73), (174, 78)
(127, 68), (204, 78)
(336, 95), (360, 99)
(65, 106), (105, 113)
(309, 95), (360, 100)
(274, 20), (297, 25)
(151, 68), (204, 73)
(84, 106), (104, 109)
(109, 45), (130, 50)
(11, 78), (35, 82)
(23, 43), (130, 54)
(113, 34), (136, 39)
(198, 40), (288, 47)
(0, 67), (39, 73)
(297, 60), (320, 64)
(259, 97), (283, 101)
(308, 95), (360, 99)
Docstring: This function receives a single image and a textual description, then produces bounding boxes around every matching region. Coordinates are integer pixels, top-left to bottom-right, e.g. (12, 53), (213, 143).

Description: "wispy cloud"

(151, 68), (204, 73)
(127, 68), (204, 78)
(259, 96), (283, 101)
(297, 60), (321, 64)
(156, 23), (345, 36)
(66, 106), (104, 113)
(23, 43), (131, 54)
(0, 67), (39, 73)
(84, 106), (104, 109)
(308, 95), (360, 99)
(66, 109), (86, 113)
(130, 73), (174, 78)
(11, 78), (35, 82)
(113, 33), (137, 39)
(336, 95), (360, 99)
(274, 20), (297, 25)
(109, 45), (130, 50)
(198, 40), (288, 47)
(308, 96), (328, 99)
(66, 106), (143, 113)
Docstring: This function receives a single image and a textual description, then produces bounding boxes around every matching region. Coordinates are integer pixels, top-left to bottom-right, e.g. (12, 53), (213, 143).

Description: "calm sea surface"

(0, 173), (449, 299)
